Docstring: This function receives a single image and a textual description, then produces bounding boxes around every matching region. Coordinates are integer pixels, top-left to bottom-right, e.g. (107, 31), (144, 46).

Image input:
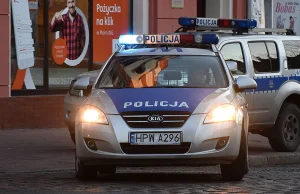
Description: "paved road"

(0, 128), (299, 173)
(0, 165), (300, 193)
(0, 128), (300, 193)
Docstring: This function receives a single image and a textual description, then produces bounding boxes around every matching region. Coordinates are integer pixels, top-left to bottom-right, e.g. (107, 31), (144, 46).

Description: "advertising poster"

(49, 0), (89, 67)
(249, 0), (265, 28)
(273, 0), (300, 35)
(11, 0), (36, 89)
(93, 0), (130, 63)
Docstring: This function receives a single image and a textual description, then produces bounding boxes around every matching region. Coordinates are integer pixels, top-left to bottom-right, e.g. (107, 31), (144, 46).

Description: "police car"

(70, 31), (257, 181)
(175, 17), (300, 153)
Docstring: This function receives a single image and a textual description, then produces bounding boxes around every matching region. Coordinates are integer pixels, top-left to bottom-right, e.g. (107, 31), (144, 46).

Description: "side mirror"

(73, 77), (90, 90)
(227, 61), (238, 73)
(235, 76), (257, 92)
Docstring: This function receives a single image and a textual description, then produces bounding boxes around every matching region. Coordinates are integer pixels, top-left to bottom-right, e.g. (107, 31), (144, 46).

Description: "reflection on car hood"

(87, 88), (234, 114)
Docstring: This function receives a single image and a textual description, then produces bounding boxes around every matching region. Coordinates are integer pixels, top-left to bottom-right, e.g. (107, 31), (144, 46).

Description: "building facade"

(0, 0), (247, 129)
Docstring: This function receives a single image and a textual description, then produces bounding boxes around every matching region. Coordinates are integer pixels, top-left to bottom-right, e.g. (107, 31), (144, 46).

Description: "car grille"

(121, 111), (191, 128)
(120, 143), (191, 154)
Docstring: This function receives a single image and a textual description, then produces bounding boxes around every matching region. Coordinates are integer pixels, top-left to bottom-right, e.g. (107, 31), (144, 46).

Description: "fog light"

(215, 137), (229, 150)
(85, 138), (97, 151)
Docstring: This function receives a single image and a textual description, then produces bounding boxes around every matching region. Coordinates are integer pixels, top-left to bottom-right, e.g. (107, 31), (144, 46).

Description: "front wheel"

(75, 155), (97, 180)
(221, 129), (248, 181)
(268, 103), (300, 152)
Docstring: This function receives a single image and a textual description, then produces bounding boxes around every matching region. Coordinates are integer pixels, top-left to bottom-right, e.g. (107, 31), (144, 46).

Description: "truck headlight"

(204, 104), (236, 124)
(81, 105), (108, 124)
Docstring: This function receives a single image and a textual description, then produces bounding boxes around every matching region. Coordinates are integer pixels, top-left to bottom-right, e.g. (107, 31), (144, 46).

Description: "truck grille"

(121, 111), (191, 128)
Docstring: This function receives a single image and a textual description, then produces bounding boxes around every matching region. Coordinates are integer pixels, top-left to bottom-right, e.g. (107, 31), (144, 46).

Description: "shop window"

(48, 0), (89, 88)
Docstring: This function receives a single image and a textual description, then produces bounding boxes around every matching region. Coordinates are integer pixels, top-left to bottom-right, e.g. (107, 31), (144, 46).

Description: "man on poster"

(50, 0), (85, 60)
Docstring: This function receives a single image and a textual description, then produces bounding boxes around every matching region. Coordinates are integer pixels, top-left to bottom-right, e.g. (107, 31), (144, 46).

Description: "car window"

(96, 55), (229, 89)
(248, 41), (280, 73)
(282, 40), (300, 69)
(220, 42), (246, 75)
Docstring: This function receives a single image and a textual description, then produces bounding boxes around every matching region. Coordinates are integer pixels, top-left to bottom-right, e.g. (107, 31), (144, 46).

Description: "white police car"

(71, 32), (257, 181)
(176, 17), (300, 152)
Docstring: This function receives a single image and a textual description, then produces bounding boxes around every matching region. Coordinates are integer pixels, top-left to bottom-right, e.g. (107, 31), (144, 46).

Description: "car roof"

(116, 48), (217, 56)
(216, 33), (300, 42)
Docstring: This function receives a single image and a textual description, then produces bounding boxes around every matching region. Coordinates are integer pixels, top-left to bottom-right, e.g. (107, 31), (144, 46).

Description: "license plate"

(129, 132), (182, 145)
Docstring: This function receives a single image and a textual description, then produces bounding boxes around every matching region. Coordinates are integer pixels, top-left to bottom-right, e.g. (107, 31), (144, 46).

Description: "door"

(247, 40), (282, 124)
(219, 41), (254, 111)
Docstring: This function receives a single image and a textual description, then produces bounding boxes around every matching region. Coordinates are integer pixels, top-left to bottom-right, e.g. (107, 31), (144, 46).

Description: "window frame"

(282, 40), (300, 70)
(247, 40), (280, 75)
(220, 41), (247, 75)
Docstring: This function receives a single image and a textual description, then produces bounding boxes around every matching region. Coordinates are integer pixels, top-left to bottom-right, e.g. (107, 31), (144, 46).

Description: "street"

(0, 128), (300, 193)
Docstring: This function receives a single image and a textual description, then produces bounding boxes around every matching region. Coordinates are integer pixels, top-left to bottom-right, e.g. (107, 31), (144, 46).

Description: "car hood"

(86, 88), (235, 114)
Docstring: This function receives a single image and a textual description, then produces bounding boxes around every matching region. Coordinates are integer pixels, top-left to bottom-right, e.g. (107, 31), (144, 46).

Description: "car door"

(218, 40), (255, 113)
(246, 40), (282, 124)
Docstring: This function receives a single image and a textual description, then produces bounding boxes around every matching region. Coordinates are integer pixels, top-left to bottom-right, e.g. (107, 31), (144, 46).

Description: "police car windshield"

(97, 55), (228, 89)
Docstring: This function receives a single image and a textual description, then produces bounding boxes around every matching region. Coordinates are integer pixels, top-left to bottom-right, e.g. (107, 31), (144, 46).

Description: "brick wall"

(0, 0), (10, 97)
(0, 95), (67, 129)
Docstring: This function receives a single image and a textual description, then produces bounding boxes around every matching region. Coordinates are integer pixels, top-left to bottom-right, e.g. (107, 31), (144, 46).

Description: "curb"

(249, 153), (300, 167)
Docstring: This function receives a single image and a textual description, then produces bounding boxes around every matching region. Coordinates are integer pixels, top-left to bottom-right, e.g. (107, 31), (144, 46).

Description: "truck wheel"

(268, 103), (300, 152)
(75, 155), (97, 180)
(221, 129), (248, 181)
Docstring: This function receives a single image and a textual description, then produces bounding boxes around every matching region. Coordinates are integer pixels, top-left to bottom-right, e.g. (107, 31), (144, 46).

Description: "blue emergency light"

(178, 17), (257, 29)
(119, 33), (220, 45)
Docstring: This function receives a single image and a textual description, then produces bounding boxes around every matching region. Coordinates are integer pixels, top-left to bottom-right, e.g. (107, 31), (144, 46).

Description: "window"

(248, 42), (279, 73)
(96, 55), (228, 89)
(266, 42), (280, 72)
(283, 40), (300, 69)
(220, 43), (246, 75)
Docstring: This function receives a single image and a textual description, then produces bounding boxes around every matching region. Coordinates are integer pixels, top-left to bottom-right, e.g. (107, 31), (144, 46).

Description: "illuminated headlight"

(81, 105), (108, 124)
(204, 104), (236, 124)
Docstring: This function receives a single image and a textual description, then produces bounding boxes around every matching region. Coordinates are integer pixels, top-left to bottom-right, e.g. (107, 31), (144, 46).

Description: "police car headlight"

(81, 105), (108, 124)
(204, 104), (236, 124)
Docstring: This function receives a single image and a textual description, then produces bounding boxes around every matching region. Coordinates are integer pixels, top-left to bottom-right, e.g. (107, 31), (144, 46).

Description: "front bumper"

(75, 114), (242, 166)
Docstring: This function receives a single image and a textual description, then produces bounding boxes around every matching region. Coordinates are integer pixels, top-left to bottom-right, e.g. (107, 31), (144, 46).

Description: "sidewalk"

(0, 128), (299, 173)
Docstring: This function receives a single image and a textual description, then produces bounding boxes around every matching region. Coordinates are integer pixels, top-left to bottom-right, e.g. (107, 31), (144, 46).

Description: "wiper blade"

(100, 87), (126, 89)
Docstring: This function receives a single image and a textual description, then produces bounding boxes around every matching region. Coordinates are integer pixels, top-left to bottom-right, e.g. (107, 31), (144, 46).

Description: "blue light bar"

(118, 33), (220, 45)
(201, 34), (220, 44)
(178, 17), (196, 27)
(119, 35), (144, 45)
(178, 17), (258, 29)
(228, 19), (257, 29)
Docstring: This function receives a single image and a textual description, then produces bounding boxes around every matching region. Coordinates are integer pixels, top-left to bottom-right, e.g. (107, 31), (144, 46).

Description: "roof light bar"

(118, 34), (219, 45)
(178, 17), (258, 29)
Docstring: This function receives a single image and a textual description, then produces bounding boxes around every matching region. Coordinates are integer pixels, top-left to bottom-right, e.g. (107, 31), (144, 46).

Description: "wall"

(0, 0), (10, 97)
(133, 0), (149, 34)
(206, 0), (232, 18)
(149, 0), (197, 34)
(0, 95), (66, 129)
(264, 0), (273, 28)
(233, 0), (247, 19)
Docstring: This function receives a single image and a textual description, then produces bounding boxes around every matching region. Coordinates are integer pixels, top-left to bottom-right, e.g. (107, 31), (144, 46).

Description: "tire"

(268, 103), (300, 152)
(221, 129), (248, 181)
(75, 155), (98, 180)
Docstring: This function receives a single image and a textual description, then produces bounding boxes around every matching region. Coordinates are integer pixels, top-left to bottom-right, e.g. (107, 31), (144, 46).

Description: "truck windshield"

(96, 55), (228, 89)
